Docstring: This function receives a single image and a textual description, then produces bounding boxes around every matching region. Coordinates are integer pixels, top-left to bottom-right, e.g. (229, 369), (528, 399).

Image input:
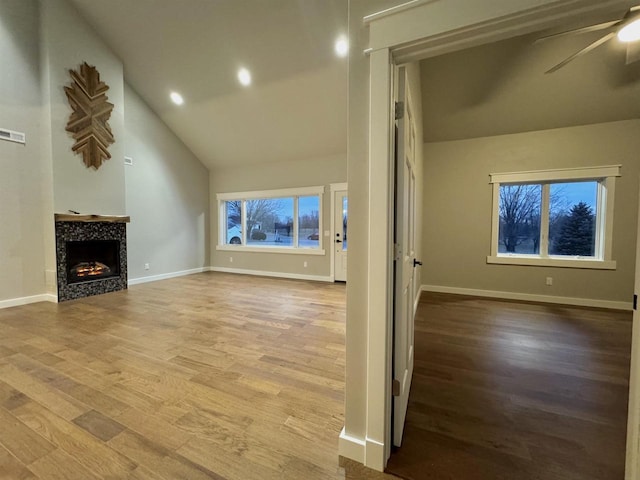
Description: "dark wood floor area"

(386, 293), (632, 480)
(0, 272), (398, 480)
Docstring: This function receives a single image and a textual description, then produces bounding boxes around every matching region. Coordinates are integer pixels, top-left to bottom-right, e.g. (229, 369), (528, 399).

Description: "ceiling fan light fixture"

(334, 35), (349, 57)
(170, 91), (184, 105)
(237, 68), (251, 87)
(618, 18), (640, 42)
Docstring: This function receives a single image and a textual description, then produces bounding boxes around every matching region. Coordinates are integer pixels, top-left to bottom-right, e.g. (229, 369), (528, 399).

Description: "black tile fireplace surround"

(55, 215), (129, 302)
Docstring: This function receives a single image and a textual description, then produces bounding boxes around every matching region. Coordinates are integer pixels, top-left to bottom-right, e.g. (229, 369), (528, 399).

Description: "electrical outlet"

(144, 263), (150, 270)
(303, 261), (308, 268)
(229, 256), (233, 263)
(546, 277), (553, 286)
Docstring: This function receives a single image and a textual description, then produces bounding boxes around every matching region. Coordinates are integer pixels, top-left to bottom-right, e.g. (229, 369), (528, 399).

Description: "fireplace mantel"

(55, 213), (130, 223)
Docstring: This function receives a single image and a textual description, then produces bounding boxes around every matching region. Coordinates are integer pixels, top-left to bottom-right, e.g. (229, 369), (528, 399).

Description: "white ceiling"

(420, 6), (640, 142)
(68, 0), (348, 169)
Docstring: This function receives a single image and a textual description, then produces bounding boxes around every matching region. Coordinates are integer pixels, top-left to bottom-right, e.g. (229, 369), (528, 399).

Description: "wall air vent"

(0, 128), (26, 144)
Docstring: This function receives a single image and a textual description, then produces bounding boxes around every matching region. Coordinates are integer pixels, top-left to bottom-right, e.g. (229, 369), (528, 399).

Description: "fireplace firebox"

(66, 240), (121, 284)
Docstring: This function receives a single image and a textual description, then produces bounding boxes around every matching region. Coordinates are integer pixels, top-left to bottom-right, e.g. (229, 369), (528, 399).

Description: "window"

(223, 200), (242, 245)
(246, 197), (294, 247)
(488, 166), (620, 269)
(299, 196), (320, 249)
(217, 186), (324, 254)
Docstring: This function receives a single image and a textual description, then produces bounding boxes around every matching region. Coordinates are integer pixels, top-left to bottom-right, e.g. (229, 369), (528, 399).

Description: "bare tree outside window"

(299, 195), (320, 248)
(246, 198), (293, 246)
(227, 200), (242, 227)
(498, 184), (541, 253)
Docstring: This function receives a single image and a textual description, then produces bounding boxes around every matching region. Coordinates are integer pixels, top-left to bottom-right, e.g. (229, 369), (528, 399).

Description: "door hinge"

(634, 294), (637, 311)
(393, 243), (402, 261)
(394, 101), (404, 120)
(392, 379), (400, 396)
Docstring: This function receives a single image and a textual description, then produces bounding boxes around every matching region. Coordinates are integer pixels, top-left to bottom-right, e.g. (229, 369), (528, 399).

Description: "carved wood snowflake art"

(64, 62), (115, 170)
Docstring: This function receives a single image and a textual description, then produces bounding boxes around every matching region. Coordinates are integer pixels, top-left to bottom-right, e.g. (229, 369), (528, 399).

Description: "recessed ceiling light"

(618, 18), (640, 43)
(170, 91), (184, 105)
(238, 68), (251, 86)
(335, 35), (349, 57)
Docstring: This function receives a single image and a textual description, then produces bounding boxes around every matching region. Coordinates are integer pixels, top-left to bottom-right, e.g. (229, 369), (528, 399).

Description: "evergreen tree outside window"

(552, 202), (596, 256)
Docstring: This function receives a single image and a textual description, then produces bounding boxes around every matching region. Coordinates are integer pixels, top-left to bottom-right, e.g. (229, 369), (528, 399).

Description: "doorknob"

(336, 239), (342, 243)
(413, 259), (422, 267)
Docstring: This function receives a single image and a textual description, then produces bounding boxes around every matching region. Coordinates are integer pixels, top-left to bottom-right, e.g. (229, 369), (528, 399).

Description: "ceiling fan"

(537, 5), (640, 73)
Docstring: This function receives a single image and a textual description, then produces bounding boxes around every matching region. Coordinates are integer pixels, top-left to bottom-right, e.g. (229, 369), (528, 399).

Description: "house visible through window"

(488, 166), (620, 269)
(217, 186), (324, 254)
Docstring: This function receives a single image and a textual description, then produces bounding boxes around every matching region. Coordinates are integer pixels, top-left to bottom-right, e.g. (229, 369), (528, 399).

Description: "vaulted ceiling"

(68, 1), (640, 162)
(68, 0), (348, 169)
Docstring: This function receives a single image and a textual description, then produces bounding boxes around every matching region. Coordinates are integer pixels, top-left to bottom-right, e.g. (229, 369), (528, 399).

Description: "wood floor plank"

(0, 443), (38, 480)
(0, 361), (90, 420)
(12, 400), (137, 478)
(73, 409), (126, 441)
(108, 429), (226, 480)
(114, 406), (193, 451)
(386, 293), (631, 480)
(0, 406), (56, 465)
(27, 448), (102, 480)
(0, 272), (396, 480)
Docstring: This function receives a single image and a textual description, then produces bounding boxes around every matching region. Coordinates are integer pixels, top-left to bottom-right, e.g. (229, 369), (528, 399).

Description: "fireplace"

(55, 214), (129, 302)
(66, 240), (121, 284)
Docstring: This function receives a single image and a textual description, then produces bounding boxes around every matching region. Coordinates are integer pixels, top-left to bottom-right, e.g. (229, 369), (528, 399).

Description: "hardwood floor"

(386, 292), (632, 480)
(0, 272), (398, 480)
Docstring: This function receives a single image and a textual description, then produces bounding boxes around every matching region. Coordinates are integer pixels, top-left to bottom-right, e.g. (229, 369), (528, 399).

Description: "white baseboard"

(338, 428), (388, 472)
(209, 266), (333, 283)
(422, 284), (631, 311)
(0, 293), (57, 309)
(364, 437), (386, 472)
(128, 267), (209, 286)
(338, 427), (365, 464)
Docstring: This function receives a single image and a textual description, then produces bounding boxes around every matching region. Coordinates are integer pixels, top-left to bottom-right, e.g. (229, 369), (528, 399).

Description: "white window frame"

(216, 185), (325, 255)
(487, 165), (620, 270)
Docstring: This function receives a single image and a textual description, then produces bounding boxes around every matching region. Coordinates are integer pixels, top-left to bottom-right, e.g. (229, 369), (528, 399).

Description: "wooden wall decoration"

(64, 62), (115, 170)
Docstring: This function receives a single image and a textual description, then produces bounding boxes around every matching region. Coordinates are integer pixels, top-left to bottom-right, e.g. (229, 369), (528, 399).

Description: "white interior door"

(625, 178), (640, 479)
(334, 190), (348, 282)
(393, 67), (417, 447)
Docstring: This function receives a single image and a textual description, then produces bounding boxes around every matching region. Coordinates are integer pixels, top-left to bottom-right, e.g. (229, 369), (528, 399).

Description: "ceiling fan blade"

(631, 5), (640, 12)
(627, 41), (640, 64)
(545, 31), (616, 74)
(535, 20), (620, 43)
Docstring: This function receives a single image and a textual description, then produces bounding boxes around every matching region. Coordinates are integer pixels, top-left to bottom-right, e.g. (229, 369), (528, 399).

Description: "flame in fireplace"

(71, 262), (111, 278)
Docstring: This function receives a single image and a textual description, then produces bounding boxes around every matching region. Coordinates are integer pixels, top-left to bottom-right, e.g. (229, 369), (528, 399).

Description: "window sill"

(487, 255), (616, 270)
(216, 245), (325, 256)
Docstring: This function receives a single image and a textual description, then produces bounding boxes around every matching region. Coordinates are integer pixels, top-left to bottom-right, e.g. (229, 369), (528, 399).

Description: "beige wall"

(41, 0), (126, 216)
(1, 0), (212, 303)
(422, 119), (640, 303)
(124, 84), (210, 281)
(0, 0), (47, 302)
(209, 154), (346, 278)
